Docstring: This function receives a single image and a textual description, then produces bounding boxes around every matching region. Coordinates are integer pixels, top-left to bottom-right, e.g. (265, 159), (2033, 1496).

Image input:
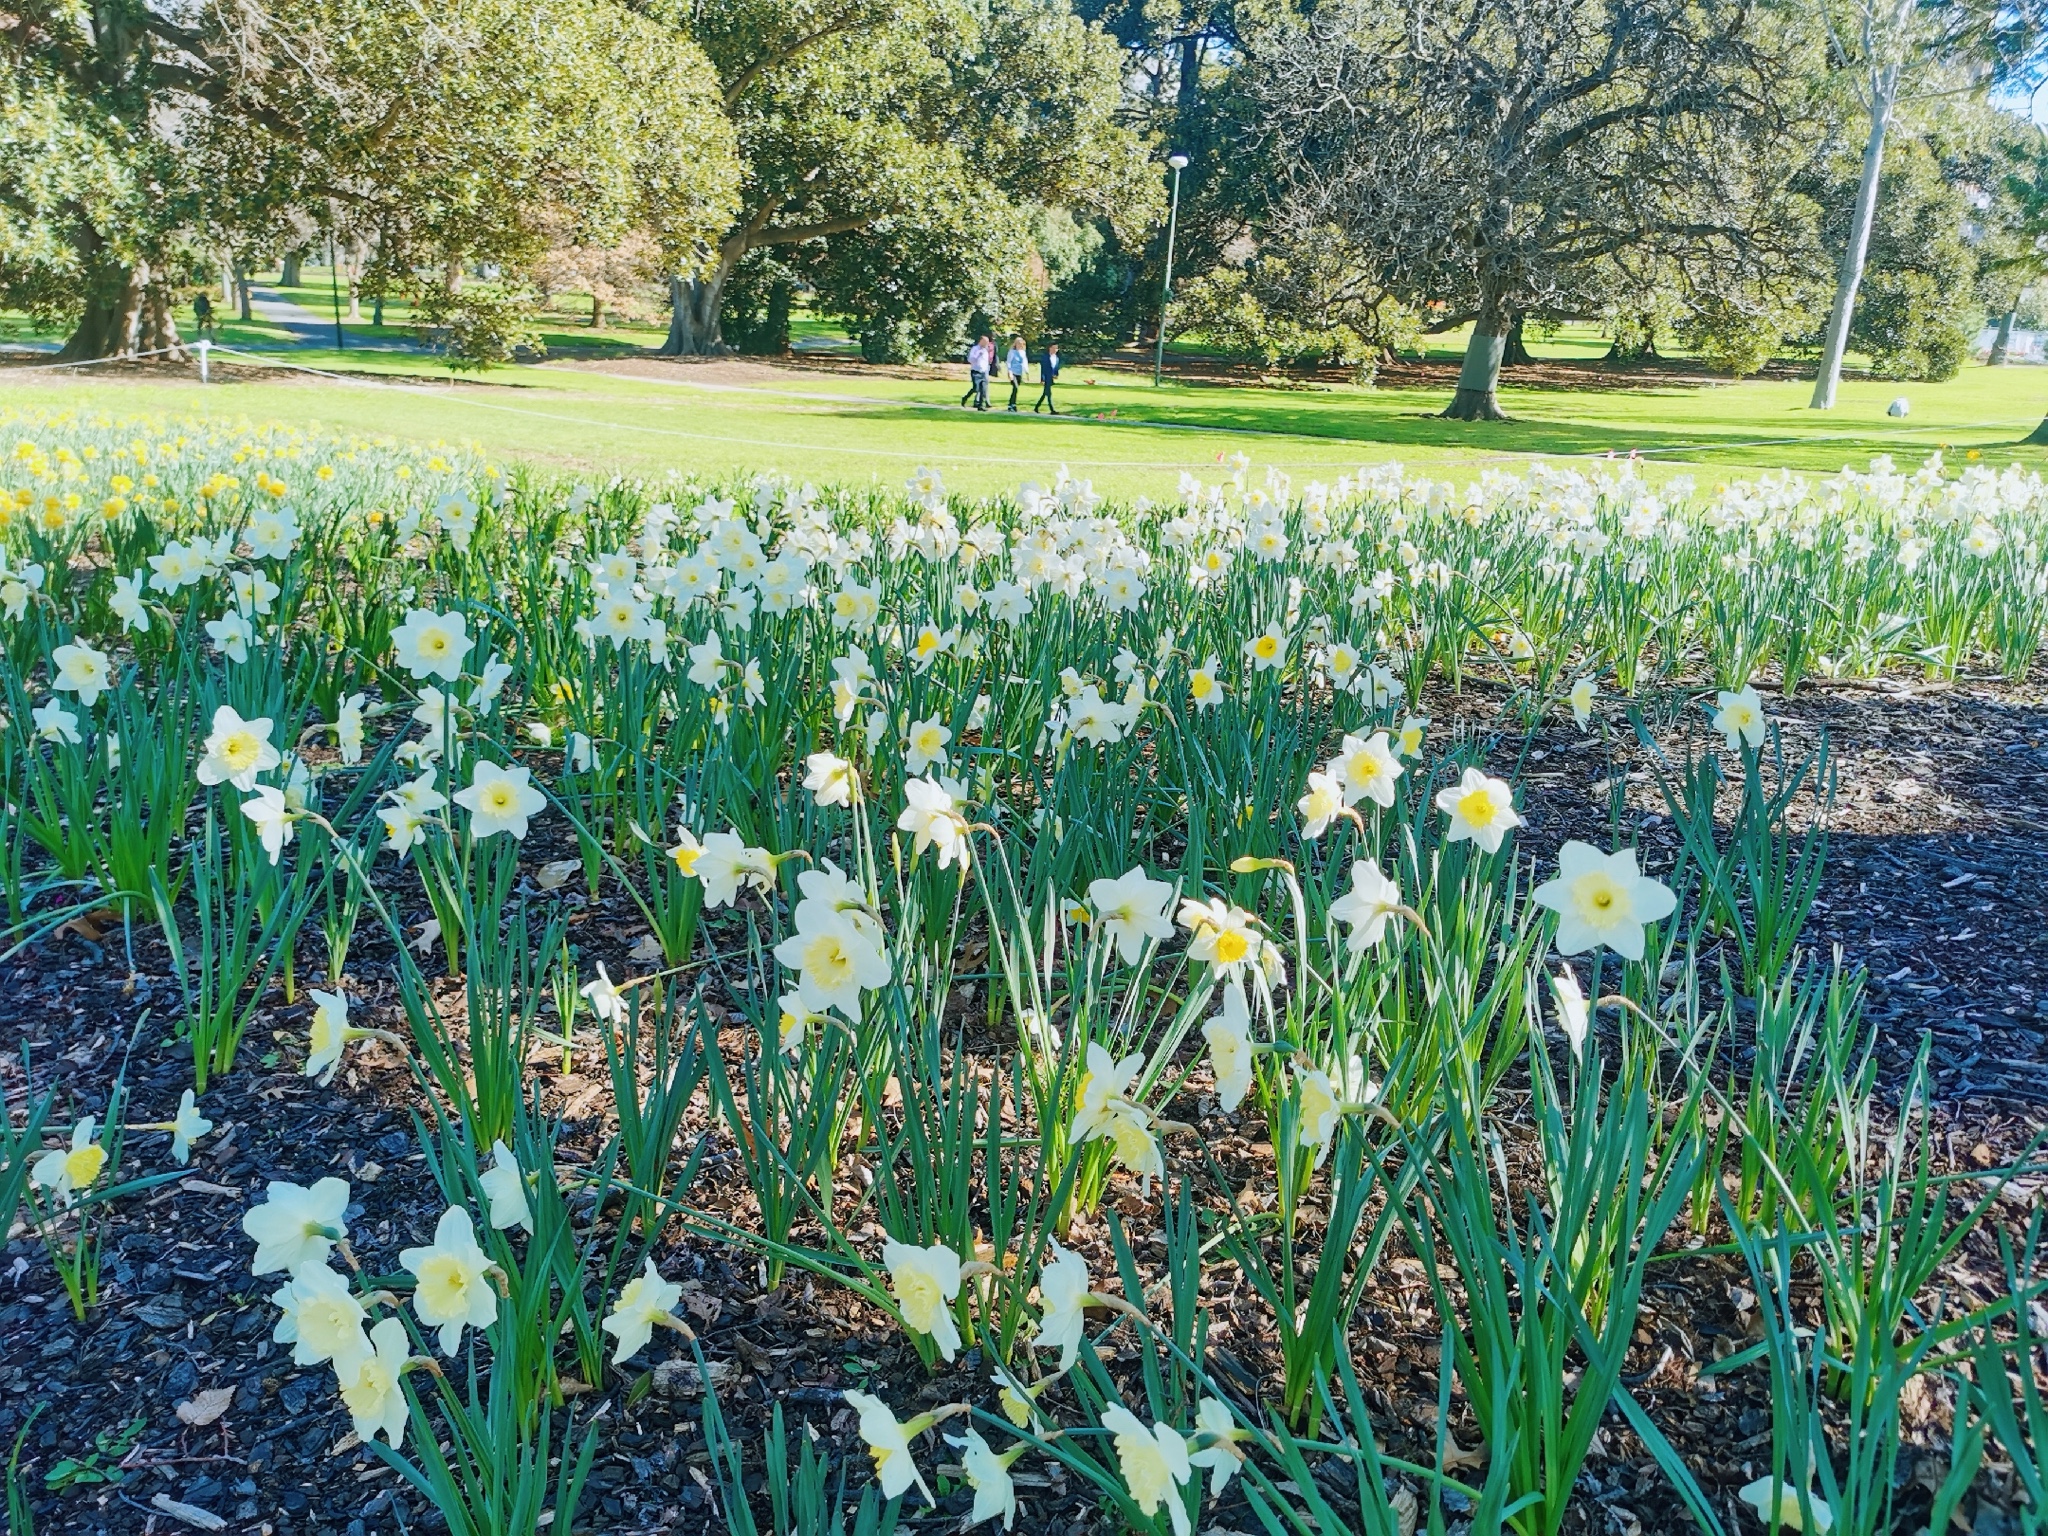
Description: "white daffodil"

(1552, 965), (1590, 1056)
(1243, 622), (1287, 672)
(1177, 897), (1262, 981)
(802, 750), (859, 807)
(692, 830), (775, 907)
(1569, 676), (1598, 727)
(336, 692), (367, 765)
(243, 1177), (351, 1275)
(1435, 766), (1521, 854)
(1329, 858), (1401, 952)
(32, 698), (80, 745)
(1530, 840), (1677, 961)
(903, 714), (952, 774)
(1101, 1406), (1194, 1536)
(111, 571), (150, 632)
(168, 1090), (212, 1165)
(947, 1427), (1022, 1530)
(478, 1139), (532, 1232)
(602, 1258), (685, 1364)
(400, 1206), (499, 1355)
(1713, 684), (1767, 752)
(453, 760), (545, 839)
(50, 641), (112, 707)
(1297, 770), (1345, 839)
(197, 706), (279, 791)
(1085, 867), (1176, 965)
(338, 1315), (412, 1448)
(1030, 1239), (1091, 1372)
(270, 1260), (370, 1376)
(1326, 730), (1403, 809)
(845, 1391), (936, 1505)
(1072, 1042), (1163, 1193)
(242, 784), (296, 864)
(773, 900), (890, 1020)
(205, 608), (252, 663)
(30, 1117), (106, 1206)
(1737, 1476), (1834, 1533)
(390, 608), (472, 682)
(883, 1238), (964, 1361)
(581, 964), (630, 1026)
(1185, 1396), (1249, 1497)
(1201, 979), (1256, 1112)
(896, 775), (970, 869)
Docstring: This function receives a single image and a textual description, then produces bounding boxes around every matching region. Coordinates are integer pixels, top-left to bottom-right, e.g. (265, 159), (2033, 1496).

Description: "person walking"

(960, 334), (993, 411)
(1033, 341), (1061, 414)
(192, 291), (215, 338)
(1004, 334), (1028, 411)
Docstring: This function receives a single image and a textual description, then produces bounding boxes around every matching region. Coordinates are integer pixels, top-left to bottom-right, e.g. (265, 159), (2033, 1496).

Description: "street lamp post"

(1153, 152), (1189, 387)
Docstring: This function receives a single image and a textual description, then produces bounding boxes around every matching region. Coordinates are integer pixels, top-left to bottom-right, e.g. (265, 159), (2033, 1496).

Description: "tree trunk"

(57, 259), (185, 361)
(590, 292), (606, 329)
(136, 268), (187, 359)
(1178, 32), (1204, 113)
(221, 259), (235, 304)
(346, 276), (361, 323)
(1810, 68), (1898, 410)
(373, 290), (385, 326)
(1500, 316), (1533, 367)
(660, 266), (733, 356)
(1989, 304), (2018, 366)
(281, 251), (303, 287)
(234, 260), (253, 322)
(1440, 287), (1512, 420)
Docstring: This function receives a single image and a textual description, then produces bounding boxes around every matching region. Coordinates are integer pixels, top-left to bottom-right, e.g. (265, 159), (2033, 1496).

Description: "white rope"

(1, 345), (190, 373)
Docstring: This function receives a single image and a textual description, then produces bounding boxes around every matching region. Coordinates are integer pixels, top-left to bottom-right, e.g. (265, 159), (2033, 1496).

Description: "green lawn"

(5, 305), (2044, 497)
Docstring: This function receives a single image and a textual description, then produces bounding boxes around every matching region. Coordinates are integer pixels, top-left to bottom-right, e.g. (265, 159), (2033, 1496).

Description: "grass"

(5, 285), (2045, 497)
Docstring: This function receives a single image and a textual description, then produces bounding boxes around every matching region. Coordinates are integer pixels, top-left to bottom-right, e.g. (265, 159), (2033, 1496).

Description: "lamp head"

(1167, 153), (1189, 170)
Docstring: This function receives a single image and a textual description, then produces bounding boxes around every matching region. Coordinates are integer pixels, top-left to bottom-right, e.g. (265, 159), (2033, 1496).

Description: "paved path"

(231, 285), (427, 353)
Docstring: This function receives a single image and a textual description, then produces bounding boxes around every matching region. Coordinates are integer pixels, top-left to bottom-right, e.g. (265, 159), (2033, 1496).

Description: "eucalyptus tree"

(1805, 0), (2045, 408)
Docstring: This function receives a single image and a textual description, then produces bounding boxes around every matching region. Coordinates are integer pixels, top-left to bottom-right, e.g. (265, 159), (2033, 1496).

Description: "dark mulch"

(4, 675), (2044, 1535)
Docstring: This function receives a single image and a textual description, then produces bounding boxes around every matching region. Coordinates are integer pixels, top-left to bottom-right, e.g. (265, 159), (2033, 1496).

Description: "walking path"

(234, 286), (427, 352)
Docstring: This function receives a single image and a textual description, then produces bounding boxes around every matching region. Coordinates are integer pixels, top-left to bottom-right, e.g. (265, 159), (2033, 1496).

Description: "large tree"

(1, 0), (738, 360)
(1236, 0), (1815, 419)
(647, 0), (1158, 356)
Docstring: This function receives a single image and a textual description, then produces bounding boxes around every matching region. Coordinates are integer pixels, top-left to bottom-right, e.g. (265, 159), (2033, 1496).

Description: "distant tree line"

(5, 0), (2046, 415)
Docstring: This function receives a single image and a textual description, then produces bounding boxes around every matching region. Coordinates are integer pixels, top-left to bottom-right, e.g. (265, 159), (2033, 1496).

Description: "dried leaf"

(1441, 1433), (1487, 1471)
(176, 1386), (235, 1427)
(536, 858), (582, 891)
(629, 933), (665, 962)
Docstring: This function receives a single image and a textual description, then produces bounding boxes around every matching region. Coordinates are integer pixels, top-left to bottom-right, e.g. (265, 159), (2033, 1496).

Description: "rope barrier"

(0, 344), (191, 373)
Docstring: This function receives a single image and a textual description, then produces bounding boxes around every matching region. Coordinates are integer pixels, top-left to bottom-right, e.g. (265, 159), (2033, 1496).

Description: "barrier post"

(196, 339), (209, 384)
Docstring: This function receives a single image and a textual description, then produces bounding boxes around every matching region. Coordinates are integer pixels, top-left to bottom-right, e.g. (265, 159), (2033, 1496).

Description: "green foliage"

(417, 282), (548, 371)
(42, 1416), (144, 1494)
(1175, 233), (1422, 378)
(1805, 137), (1978, 381)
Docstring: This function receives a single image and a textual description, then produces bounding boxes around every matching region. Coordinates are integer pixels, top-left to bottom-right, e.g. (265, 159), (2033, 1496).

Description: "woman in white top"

(1004, 336), (1028, 411)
